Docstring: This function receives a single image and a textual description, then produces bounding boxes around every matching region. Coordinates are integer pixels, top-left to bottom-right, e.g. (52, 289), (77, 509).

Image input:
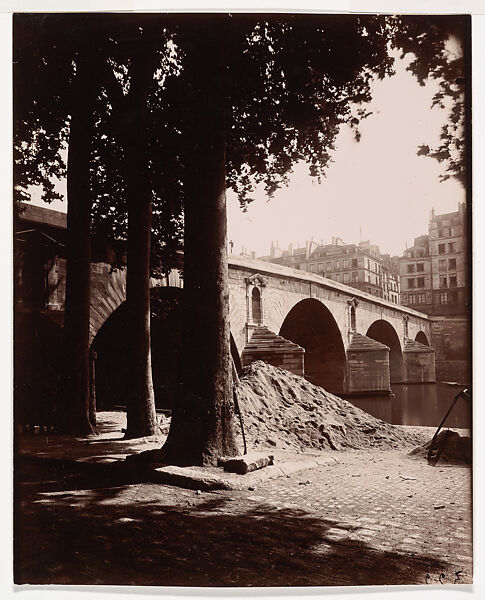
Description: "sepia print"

(13, 11), (472, 588)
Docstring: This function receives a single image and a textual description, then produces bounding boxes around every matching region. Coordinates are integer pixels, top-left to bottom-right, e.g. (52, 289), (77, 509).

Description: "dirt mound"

(235, 361), (425, 452)
(410, 429), (472, 464)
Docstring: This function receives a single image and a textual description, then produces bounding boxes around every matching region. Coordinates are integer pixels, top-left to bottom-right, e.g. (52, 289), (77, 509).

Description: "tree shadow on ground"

(15, 454), (143, 493)
(14, 457), (455, 588)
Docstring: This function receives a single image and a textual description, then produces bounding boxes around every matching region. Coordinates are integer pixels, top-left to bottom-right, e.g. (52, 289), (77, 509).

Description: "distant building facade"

(262, 237), (400, 303)
(400, 203), (468, 316)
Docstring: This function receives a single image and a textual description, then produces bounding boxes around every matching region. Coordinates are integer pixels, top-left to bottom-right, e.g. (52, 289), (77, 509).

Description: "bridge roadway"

(84, 254), (436, 396)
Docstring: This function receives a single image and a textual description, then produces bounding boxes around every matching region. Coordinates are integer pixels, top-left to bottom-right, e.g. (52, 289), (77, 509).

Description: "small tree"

(14, 14), (101, 434)
(91, 21), (184, 437)
(14, 14), (181, 436)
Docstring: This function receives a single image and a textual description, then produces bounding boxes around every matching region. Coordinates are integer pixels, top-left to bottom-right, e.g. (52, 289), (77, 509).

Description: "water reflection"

(347, 383), (471, 428)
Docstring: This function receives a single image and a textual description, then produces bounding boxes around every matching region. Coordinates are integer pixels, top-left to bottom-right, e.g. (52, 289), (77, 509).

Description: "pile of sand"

(235, 361), (427, 452)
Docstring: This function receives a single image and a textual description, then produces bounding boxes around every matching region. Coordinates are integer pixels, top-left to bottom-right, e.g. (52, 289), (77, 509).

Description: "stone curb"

(148, 453), (338, 491)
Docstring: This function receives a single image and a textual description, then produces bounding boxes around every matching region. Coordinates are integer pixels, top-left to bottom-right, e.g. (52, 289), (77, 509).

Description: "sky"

(226, 51), (466, 258)
(27, 31), (466, 260)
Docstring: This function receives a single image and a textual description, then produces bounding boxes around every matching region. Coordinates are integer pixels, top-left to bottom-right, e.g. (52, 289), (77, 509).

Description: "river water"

(346, 383), (471, 429)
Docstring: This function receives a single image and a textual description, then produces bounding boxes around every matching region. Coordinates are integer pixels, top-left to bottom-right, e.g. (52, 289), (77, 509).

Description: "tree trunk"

(123, 48), (158, 439)
(162, 22), (238, 466)
(89, 349), (97, 428)
(63, 56), (97, 435)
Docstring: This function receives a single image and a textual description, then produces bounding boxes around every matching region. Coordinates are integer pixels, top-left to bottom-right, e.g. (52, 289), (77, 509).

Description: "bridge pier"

(402, 338), (436, 383)
(344, 333), (391, 395)
(241, 326), (305, 377)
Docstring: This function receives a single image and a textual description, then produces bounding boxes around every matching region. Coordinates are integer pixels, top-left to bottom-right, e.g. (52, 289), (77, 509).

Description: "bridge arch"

(89, 266), (184, 346)
(89, 266), (127, 346)
(415, 331), (430, 346)
(366, 320), (403, 383)
(279, 298), (346, 394)
(91, 285), (242, 410)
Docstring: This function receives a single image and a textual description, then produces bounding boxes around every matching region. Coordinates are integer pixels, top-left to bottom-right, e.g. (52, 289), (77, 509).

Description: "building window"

(343, 259), (349, 269)
(416, 277), (425, 288)
(409, 294), (416, 304)
(416, 263), (424, 272)
(352, 258), (358, 267)
(438, 244), (446, 254)
(351, 272), (358, 282)
(449, 242), (456, 253)
(450, 291), (458, 303)
(438, 259), (447, 271)
(417, 293), (426, 304)
(448, 258), (457, 270)
(318, 263), (323, 272)
(408, 278), (415, 289)
(449, 275), (457, 287)
(439, 275), (448, 288)
(335, 273), (340, 282)
(350, 306), (356, 331)
(343, 272), (349, 283)
(407, 264), (415, 273)
(439, 291), (448, 304)
(335, 261), (340, 270)
(326, 262), (333, 271)
(251, 287), (262, 324)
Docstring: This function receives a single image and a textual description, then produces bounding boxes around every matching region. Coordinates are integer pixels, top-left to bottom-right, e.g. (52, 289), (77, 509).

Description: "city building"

(263, 237), (400, 303)
(399, 234), (432, 313)
(399, 203), (468, 316)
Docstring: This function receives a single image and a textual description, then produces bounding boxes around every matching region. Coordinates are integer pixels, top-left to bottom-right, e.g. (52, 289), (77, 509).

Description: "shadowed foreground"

(14, 449), (471, 587)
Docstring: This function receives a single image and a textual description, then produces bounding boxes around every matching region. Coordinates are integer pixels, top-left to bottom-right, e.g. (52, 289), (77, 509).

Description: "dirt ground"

(13, 362), (473, 588)
(14, 421), (472, 587)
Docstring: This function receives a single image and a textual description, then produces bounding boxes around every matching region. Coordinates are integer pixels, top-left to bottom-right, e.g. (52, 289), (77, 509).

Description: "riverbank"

(14, 410), (472, 587)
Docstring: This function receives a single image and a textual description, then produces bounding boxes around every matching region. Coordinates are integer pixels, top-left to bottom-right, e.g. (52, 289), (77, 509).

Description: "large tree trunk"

(62, 56), (97, 435)
(162, 21), (238, 466)
(123, 47), (158, 439)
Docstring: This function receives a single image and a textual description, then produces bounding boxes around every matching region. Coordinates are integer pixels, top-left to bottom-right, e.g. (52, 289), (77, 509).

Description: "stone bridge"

(84, 254), (435, 396)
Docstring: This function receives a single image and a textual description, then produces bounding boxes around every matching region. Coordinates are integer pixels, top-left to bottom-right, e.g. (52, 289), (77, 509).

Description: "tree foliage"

(393, 14), (468, 186)
(15, 13), (467, 258)
(14, 14), (184, 274)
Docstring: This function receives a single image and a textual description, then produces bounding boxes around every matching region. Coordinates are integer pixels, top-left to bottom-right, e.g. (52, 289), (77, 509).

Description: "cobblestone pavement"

(15, 447), (472, 588)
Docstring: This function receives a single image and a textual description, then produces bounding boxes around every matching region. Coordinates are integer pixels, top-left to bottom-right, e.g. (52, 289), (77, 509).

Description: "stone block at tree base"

(151, 466), (235, 490)
(218, 452), (275, 474)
